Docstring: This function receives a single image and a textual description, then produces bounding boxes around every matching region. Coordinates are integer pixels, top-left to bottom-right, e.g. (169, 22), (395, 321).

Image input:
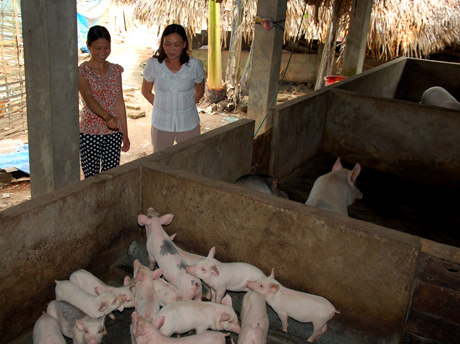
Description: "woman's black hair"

(155, 24), (190, 65)
(87, 25), (111, 46)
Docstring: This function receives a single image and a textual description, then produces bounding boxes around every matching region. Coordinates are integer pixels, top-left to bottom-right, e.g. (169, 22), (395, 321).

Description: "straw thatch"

(124, 0), (460, 60)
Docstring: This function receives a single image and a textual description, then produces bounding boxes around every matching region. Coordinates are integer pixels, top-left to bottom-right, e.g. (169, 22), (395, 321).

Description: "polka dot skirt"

(79, 132), (123, 179)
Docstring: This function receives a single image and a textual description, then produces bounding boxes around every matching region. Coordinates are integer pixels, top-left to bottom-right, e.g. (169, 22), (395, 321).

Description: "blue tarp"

(77, 0), (112, 52)
(0, 144), (30, 174)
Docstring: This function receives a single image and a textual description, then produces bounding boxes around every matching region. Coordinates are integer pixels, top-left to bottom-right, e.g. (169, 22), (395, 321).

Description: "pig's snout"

(234, 325), (241, 334)
(185, 266), (194, 274)
(246, 281), (253, 289)
(88, 341), (97, 344)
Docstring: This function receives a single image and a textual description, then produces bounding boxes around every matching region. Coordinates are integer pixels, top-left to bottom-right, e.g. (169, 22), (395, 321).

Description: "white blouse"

(143, 57), (205, 132)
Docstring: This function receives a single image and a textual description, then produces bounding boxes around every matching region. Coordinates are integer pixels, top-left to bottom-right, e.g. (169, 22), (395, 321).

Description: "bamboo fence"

(0, 0), (26, 140)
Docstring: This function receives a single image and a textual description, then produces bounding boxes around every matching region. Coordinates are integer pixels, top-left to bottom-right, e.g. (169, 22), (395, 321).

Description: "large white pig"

(55, 280), (126, 319)
(186, 246), (266, 303)
(155, 294), (241, 336)
(305, 157), (362, 216)
(69, 269), (135, 308)
(137, 208), (202, 301)
(33, 313), (66, 344)
(247, 269), (339, 343)
(238, 291), (269, 344)
(421, 86), (460, 110)
(132, 311), (228, 344)
(46, 300), (106, 344)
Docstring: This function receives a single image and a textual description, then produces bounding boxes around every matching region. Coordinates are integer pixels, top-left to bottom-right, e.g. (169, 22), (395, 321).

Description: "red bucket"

(324, 75), (348, 86)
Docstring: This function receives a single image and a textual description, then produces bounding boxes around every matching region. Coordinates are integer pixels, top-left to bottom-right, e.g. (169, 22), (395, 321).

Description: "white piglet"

(55, 280), (127, 319)
(132, 312), (228, 344)
(155, 294), (241, 336)
(33, 313), (66, 344)
(69, 269), (135, 308)
(247, 269), (339, 343)
(238, 291), (269, 344)
(137, 208), (202, 301)
(186, 246), (266, 303)
(305, 157), (362, 216)
(46, 300), (106, 344)
(421, 86), (460, 110)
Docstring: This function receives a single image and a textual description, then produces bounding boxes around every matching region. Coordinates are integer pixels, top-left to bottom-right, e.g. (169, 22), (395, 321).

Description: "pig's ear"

(160, 214), (174, 226)
(138, 214), (151, 226)
(98, 302), (107, 312)
(269, 268), (275, 279)
(208, 246), (216, 258)
(131, 311), (139, 322)
(269, 283), (280, 293)
(133, 259), (141, 269)
(332, 157), (343, 171)
(154, 316), (165, 329)
(211, 265), (220, 276)
(349, 164), (361, 183)
(221, 294), (233, 307)
(152, 268), (163, 280)
(170, 233), (177, 241)
(220, 312), (231, 322)
(123, 275), (131, 286)
(75, 319), (85, 331)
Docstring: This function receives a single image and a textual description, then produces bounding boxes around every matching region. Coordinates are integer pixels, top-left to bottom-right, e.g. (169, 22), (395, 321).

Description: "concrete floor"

(280, 155), (460, 249)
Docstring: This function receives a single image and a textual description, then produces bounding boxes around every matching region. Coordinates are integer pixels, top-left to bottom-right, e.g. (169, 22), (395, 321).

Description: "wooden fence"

(0, 0), (26, 140)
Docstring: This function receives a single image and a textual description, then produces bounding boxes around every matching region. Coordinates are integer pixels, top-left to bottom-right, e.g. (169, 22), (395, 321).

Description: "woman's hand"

(105, 116), (120, 131)
(121, 135), (130, 152)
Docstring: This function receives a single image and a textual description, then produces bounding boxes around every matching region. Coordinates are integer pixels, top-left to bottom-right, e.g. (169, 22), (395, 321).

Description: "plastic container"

(324, 75), (348, 86)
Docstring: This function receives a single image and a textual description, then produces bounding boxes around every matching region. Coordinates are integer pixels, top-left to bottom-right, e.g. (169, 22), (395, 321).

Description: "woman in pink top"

(78, 25), (130, 178)
(141, 24), (205, 153)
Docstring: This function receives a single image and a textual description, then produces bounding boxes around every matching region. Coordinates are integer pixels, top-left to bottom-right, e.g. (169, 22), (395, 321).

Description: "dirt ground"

(0, 26), (311, 211)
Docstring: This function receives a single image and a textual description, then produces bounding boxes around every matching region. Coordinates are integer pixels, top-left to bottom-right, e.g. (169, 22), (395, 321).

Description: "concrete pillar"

(248, 0), (287, 135)
(341, 0), (374, 76)
(21, 0), (80, 198)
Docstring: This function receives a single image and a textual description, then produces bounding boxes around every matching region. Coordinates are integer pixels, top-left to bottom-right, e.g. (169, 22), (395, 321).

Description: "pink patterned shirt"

(78, 61), (124, 135)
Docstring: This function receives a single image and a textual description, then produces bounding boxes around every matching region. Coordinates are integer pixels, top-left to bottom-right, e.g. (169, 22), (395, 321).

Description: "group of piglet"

(33, 207), (338, 344)
(236, 157), (362, 217)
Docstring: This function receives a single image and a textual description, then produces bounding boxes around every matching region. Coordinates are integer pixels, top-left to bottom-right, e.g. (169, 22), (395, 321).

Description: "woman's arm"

(78, 75), (120, 131)
(141, 78), (155, 105)
(116, 74), (130, 152)
(194, 79), (205, 103)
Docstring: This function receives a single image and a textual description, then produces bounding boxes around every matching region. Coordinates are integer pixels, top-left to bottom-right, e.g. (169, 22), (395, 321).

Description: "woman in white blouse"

(141, 24), (205, 153)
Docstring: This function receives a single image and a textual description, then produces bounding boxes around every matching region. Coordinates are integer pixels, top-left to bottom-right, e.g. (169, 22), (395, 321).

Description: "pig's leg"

(210, 289), (217, 303)
(215, 289), (226, 304)
(148, 254), (156, 270)
(307, 323), (328, 342)
(278, 311), (289, 332)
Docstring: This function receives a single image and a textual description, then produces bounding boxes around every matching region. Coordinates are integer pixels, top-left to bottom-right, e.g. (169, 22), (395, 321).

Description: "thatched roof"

(125, 0), (460, 60)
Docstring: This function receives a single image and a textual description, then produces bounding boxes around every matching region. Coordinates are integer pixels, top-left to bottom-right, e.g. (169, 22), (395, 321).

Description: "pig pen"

(1, 57), (459, 344)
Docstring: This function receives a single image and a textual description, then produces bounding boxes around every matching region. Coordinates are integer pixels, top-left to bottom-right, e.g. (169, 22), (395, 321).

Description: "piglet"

(155, 294), (240, 336)
(235, 173), (289, 199)
(46, 300), (105, 344)
(132, 311), (228, 344)
(421, 86), (460, 110)
(305, 157), (362, 216)
(55, 280), (127, 319)
(70, 269), (135, 308)
(238, 291), (269, 344)
(33, 313), (66, 344)
(138, 208), (202, 301)
(186, 246), (266, 303)
(132, 259), (177, 318)
(247, 269), (338, 343)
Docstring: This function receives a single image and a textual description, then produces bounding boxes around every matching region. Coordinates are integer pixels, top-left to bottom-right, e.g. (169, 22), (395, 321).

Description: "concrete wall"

(270, 58), (460, 190)
(140, 164), (421, 343)
(323, 89), (460, 190)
